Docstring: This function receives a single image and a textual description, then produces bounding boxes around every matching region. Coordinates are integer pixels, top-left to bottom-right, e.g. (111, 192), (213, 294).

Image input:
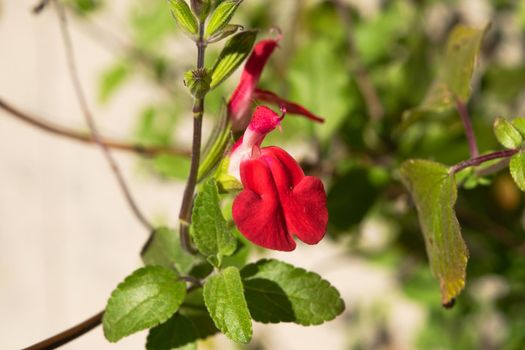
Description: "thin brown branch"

(22, 311), (103, 350)
(54, 1), (153, 231)
(178, 22), (207, 254)
(33, 0), (51, 14)
(0, 97), (190, 157)
(332, 0), (384, 121)
(21, 281), (203, 350)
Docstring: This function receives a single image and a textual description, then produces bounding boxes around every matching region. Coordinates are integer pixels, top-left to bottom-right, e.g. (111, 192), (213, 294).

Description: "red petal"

(262, 147), (327, 245)
(283, 176), (328, 244)
(232, 147), (327, 251)
(232, 157), (296, 251)
(253, 88), (324, 123)
(228, 39), (279, 131)
(260, 146), (304, 187)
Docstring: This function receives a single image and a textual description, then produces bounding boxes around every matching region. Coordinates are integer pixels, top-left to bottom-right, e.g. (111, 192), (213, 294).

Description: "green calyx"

(184, 68), (211, 99)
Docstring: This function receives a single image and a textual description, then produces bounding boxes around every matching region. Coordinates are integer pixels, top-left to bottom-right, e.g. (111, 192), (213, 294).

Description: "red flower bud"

(227, 35), (324, 131)
(228, 38), (279, 131)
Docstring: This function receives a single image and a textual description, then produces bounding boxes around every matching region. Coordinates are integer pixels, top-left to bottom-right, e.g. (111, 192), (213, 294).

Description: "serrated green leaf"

(510, 152), (525, 191)
(103, 266), (186, 342)
(147, 312), (215, 349)
(240, 259), (344, 325)
(147, 288), (218, 350)
(494, 117), (522, 149)
(169, 0), (199, 37)
(203, 267), (252, 343)
(205, 0), (242, 38)
(141, 227), (195, 274)
(209, 30), (257, 89)
(512, 118), (525, 139)
(191, 178), (237, 265)
(400, 159), (469, 306)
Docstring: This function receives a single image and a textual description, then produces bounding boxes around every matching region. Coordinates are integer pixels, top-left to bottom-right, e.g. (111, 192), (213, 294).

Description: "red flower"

(228, 36), (323, 131)
(230, 106), (328, 251)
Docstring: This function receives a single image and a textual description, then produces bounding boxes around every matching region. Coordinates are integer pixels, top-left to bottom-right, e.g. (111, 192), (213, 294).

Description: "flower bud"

(190, 0), (211, 22)
(184, 68), (211, 99)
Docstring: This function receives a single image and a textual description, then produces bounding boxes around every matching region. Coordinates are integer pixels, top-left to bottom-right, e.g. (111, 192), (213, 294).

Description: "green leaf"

(399, 159), (469, 306)
(191, 178), (236, 265)
(169, 0), (199, 37)
(147, 315), (201, 350)
(103, 266), (186, 342)
(512, 117), (525, 138)
(240, 259), (345, 325)
(98, 61), (131, 104)
(510, 152), (525, 191)
(147, 312), (215, 350)
(443, 24), (487, 102)
(207, 24), (242, 43)
(327, 167), (387, 232)
(147, 288), (218, 350)
(205, 0), (242, 38)
(494, 117), (522, 149)
(204, 267), (252, 343)
(209, 30), (257, 89)
(402, 25), (487, 127)
(198, 103), (233, 181)
(141, 227), (195, 274)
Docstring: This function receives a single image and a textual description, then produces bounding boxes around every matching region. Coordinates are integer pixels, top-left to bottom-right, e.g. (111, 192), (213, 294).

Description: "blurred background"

(1, 0), (525, 349)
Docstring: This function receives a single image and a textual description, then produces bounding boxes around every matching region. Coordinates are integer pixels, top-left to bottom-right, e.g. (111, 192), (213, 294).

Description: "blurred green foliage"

(72, 0), (525, 348)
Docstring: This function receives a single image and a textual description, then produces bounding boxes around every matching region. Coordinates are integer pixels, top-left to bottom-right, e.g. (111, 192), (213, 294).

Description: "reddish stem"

(455, 97), (479, 158)
(449, 149), (518, 174)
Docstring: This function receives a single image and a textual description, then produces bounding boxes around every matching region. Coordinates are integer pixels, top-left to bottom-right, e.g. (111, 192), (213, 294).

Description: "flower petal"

(232, 156), (296, 251)
(232, 146), (327, 251)
(283, 176), (328, 244)
(261, 147), (327, 245)
(260, 146), (304, 188)
(228, 38), (280, 130)
(253, 88), (324, 123)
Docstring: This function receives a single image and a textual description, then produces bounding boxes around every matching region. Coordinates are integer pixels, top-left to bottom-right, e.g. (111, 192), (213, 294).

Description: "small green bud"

(184, 68), (211, 99)
(191, 0), (211, 22)
(494, 116), (522, 149)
